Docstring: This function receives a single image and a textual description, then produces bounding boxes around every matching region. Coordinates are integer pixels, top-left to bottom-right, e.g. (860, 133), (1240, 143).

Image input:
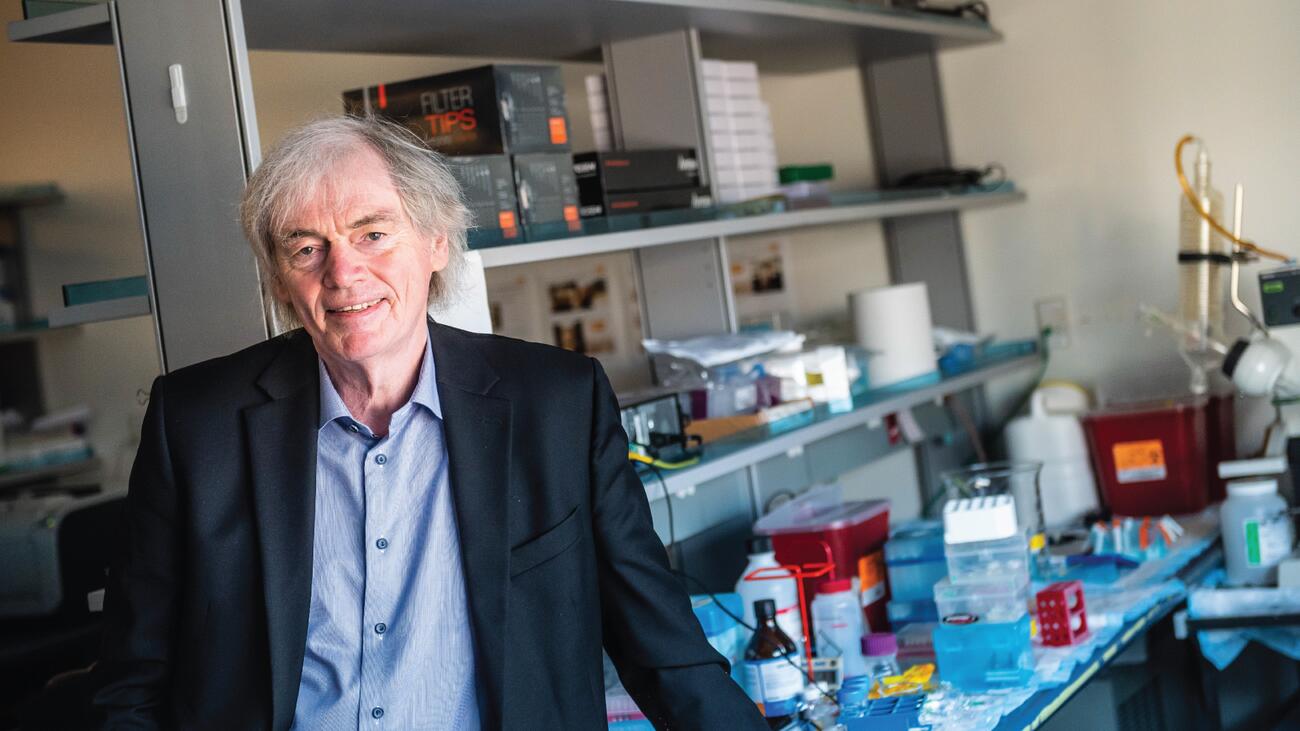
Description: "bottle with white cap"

(1220, 458), (1295, 586)
(736, 535), (804, 653)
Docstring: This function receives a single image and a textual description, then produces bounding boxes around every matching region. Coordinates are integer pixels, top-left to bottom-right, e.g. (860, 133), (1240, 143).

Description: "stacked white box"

(701, 59), (778, 204)
(586, 74), (614, 153)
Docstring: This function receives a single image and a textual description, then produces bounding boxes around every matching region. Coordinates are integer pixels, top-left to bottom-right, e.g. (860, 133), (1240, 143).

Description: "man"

(93, 116), (766, 729)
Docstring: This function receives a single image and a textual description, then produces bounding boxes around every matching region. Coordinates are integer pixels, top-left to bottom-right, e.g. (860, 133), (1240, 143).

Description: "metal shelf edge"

(46, 295), (151, 328)
(0, 456), (100, 490)
(644, 352), (1040, 501)
(8, 2), (112, 44)
(617, 0), (998, 42)
(479, 189), (1025, 268)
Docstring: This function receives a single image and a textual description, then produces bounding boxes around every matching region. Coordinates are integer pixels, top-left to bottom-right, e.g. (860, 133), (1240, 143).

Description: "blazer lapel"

(243, 333), (320, 730)
(428, 321), (512, 729)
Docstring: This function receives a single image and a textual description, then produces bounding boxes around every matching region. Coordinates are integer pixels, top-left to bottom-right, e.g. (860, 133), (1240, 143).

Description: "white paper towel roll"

(849, 282), (936, 387)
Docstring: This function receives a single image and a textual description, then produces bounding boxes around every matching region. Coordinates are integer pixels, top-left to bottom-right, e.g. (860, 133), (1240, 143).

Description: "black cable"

(635, 461), (679, 571)
(672, 568), (841, 711)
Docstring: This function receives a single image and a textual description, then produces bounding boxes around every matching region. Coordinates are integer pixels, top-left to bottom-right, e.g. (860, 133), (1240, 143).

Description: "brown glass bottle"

(743, 598), (802, 729)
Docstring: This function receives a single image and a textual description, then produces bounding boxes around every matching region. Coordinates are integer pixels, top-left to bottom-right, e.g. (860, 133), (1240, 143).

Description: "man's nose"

(322, 240), (365, 287)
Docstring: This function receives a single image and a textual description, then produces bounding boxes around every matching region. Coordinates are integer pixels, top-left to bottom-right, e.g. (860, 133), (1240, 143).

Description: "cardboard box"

(573, 149), (700, 195)
(344, 64), (571, 156)
(447, 155), (519, 244)
(512, 152), (580, 227)
(581, 186), (713, 219)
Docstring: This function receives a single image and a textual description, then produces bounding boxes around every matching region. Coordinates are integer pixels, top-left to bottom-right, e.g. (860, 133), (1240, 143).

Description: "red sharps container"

(754, 487), (890, 629)
(1082, 395), (1233, 516)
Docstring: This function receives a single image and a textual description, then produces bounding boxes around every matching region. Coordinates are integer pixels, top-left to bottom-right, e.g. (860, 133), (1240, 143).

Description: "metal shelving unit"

(7, 0), (1026, 595)
(642, 351), (1039, 501)
(6, 2), (109, 44)
(479, 186), (1023, 268)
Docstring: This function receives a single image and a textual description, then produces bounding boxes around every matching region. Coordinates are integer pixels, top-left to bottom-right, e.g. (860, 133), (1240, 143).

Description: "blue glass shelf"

(476, 184), (1023, 268)
(639, 342), (1039, 500)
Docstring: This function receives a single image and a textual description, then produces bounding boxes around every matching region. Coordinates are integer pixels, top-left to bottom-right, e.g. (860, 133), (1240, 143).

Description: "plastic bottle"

(810, 579), (868, 679)
(736, 536), (804, 652)
(1221, 477), (1295, 586)
(861, 633), (901, 690)
(743, 599), (803, 729)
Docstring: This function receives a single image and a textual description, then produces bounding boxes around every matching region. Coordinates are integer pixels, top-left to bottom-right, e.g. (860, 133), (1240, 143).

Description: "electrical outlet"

(1035, 296), (1071, 349)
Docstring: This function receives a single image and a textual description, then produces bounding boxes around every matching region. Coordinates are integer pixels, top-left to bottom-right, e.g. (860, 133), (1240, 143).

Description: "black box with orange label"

(447, 155), (520, 248)
(344, 65), (571, 156)
(512, 152), (580, 230)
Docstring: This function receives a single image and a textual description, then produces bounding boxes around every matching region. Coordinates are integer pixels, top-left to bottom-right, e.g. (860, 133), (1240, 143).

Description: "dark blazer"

(93, 321), (765, 730)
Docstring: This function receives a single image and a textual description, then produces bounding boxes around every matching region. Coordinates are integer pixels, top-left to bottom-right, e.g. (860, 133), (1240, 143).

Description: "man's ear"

(269, 271), (290, 306)
(431, 233), (451, 271)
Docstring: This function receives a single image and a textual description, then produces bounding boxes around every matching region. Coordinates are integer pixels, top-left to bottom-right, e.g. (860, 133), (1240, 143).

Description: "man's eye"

(295, 245), (317, 258)
(364, 232), (386, 242)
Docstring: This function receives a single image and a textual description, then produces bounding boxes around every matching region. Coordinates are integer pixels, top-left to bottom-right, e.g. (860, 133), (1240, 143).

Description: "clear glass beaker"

(940, 461), (1045, 536)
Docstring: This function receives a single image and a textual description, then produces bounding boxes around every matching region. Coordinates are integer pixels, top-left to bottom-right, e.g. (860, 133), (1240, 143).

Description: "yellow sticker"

(1112, 439), (1167, 484)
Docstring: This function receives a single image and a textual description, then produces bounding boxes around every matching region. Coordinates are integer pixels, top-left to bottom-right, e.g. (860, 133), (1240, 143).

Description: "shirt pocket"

(509, 506), (583, 578)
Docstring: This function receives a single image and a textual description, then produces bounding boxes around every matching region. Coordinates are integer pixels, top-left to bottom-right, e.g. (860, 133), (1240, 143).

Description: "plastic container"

(944, 532), (1031, 587)
(884, 521), (948, 604)
(886, 599), (938, 627)
(933, 576), (1029, 624)
(861, 632), (900, 684)
(689, 364), (759, 419)
(1082, 397), (1228, 516)
(933, 613), (1034, 692)
(810, 579), (869, 678)
(1006, 386), (1100, 528)
(691, 593), (747, 685)
(755, 485), (891, 629)
(735, 536), (804, 654)
(884, 521), (946, 563)
(1221, 478), (1294, 586)
(1206, 394), (1237, 502)
(894, 622), (936, 668)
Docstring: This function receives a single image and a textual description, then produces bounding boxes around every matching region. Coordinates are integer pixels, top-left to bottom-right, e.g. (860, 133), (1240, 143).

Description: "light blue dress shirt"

(292, 337), (480, 729)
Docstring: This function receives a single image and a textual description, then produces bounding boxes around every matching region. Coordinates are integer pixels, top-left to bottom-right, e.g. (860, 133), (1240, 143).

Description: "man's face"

(272, 148), (448, 367)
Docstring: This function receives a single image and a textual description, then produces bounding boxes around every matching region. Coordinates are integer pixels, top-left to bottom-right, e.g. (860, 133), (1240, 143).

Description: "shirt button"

(371, 707), (384, 719)
(375, 622), (387, 635)
(348, 424), (359, 433)
(376, 538), (389, 550)
(375, 453), (388, 465)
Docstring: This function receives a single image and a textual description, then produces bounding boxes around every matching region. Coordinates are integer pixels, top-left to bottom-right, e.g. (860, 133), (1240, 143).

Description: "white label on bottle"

(743, 656), (803, 717)
(1244, 516), (1292, 567)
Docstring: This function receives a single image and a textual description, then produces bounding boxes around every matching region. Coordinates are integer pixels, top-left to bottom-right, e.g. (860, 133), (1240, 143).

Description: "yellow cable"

(1175, 134), (1290, 262)
(627, 451), (701, 470)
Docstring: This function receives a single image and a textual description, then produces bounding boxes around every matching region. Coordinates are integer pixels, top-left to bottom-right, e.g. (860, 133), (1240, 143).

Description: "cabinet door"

(115, 0), (266, 370)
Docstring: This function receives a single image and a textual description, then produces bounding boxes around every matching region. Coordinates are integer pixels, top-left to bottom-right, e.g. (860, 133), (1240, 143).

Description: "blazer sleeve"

(587, 359), (767, 730)
(92, 376), (181, 729)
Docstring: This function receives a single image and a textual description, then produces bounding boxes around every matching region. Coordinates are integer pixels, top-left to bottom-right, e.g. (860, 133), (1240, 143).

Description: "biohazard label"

(1112, 439), (1167, 483)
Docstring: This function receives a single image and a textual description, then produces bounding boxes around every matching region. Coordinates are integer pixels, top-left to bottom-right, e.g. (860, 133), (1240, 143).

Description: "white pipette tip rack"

(943, 495), (1020, 545)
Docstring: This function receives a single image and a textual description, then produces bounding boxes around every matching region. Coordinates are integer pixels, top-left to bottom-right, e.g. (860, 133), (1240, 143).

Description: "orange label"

(563, 205), (579, 222)
(549, 117), (568, 145)
(1112, 439), (1167, 484)
(497, 210), (516, 229)
(858, 551), (887, 606)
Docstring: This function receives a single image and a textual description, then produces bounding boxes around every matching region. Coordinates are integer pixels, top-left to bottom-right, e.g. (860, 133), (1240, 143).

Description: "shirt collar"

(317, 335), (442, 430)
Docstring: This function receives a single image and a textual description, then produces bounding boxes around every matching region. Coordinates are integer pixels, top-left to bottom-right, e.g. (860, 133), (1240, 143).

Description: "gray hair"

(240, 115), (470, 329)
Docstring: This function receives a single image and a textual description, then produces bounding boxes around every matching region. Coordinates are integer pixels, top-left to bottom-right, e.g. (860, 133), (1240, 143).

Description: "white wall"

(939, 0), (1300, 447)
